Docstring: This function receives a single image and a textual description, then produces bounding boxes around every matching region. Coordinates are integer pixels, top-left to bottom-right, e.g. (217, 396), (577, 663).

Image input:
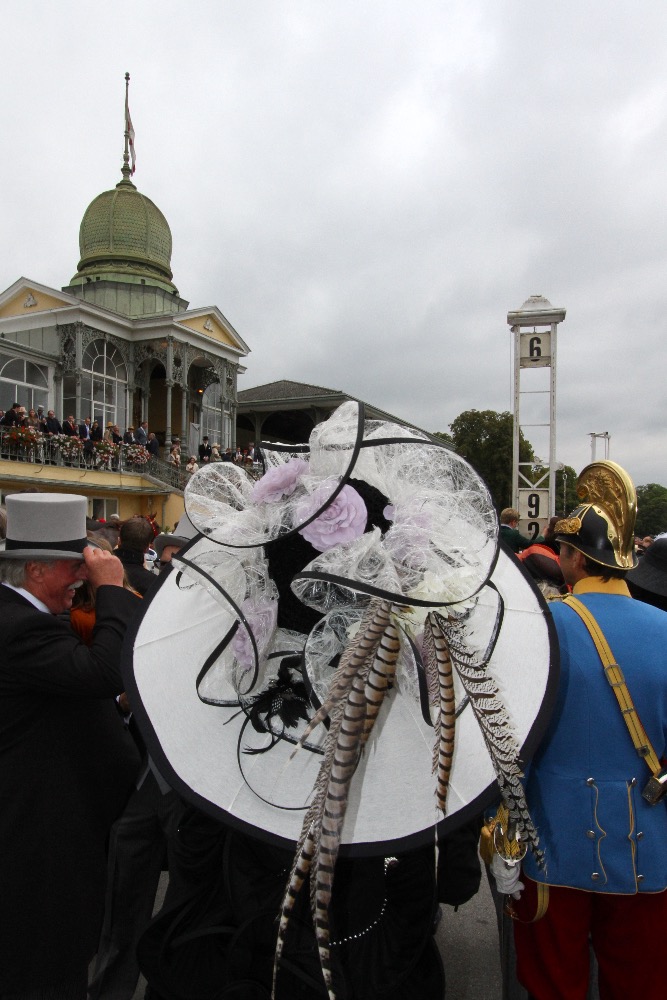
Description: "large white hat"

(0, 493), (88, 560)
(125, 402), (558, 856)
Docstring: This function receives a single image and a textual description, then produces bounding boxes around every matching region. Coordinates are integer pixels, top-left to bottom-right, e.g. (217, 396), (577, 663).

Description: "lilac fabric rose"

(232, 596), (278, 669)
(251, 458), (309, 504)
(297, 483), (368, 552)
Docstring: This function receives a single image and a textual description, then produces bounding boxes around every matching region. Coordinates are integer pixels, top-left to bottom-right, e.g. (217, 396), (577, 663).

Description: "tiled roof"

(236, 379), (441, 443)
(237, 380), (343, 402)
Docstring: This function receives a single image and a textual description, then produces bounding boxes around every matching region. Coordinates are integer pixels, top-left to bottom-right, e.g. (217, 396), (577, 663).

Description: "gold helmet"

(554, 460), (638, 570)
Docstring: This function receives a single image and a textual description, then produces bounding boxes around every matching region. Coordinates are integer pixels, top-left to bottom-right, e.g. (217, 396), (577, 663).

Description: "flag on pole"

(125, 86), (136, 175)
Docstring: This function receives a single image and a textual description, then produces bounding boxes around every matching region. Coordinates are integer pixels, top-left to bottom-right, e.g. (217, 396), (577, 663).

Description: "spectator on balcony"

(146, 433), (160, 459)
(36, 404), (46, 429)
(198, 436), (212, 464)
(185, 456), (199, 476)
(123, 427), (136, 445)
(90, 420), (103, 443)
(25, 409), (41, 430)
(44, 410), (62, 435)
(1, 402), (21, 427)
(112, 425), (123, 445)
(79, 418), (94, 465)
(135, 421), (149, 446)
(62, 415), (78, 436)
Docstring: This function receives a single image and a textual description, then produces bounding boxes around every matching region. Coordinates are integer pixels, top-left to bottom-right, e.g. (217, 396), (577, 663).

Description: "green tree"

(635, 483), (667, 536)
(448, 409), (534, 512)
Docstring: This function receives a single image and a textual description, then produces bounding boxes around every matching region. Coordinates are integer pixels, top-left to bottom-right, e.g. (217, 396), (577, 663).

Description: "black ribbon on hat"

(4, 536), (87, 552)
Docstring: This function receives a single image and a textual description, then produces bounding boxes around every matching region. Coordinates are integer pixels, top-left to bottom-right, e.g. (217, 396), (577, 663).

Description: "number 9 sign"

(518, 489), (549, 541)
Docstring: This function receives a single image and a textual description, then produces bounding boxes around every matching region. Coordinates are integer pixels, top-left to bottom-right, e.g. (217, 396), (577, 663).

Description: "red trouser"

(513, 877), (667, 1000)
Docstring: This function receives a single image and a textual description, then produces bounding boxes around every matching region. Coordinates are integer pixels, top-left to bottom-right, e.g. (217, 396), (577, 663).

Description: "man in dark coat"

(115, 516), (158, 596)
(499, 507), (532, 553)
(135, 421), (149, 446)
(0, 401), (21, 426)
(198, 436), (212, 463)
(146, 432), (160, 458)
(43, 409), (62, 435)
(62, 413), (79, 436)
(0, 493), (141, 998)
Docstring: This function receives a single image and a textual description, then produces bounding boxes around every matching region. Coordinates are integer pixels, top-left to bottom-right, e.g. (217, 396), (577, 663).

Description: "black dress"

(138, 808), (481, 999)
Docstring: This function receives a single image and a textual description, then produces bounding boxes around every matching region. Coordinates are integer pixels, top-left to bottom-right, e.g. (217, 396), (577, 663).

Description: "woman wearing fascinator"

(125, 402), (557, 999)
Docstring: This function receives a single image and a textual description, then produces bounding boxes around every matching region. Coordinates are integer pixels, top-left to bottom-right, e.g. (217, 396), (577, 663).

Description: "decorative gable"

(177, 313), (241, 350)
(0, 286), (72, 319)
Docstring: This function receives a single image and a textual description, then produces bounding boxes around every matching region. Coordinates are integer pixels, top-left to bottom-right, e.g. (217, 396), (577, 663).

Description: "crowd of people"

(0, 404), (261, 479)
(0, 404), (163, 471)
(164, 438), (258, 482)
(1, 448), (667, 1000)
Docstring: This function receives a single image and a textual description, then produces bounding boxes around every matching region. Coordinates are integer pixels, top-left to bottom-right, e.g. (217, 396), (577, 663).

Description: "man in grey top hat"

(0, 493), (141, 999)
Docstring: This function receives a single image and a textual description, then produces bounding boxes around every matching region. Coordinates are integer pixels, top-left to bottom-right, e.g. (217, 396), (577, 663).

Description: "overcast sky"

(1, 1), (665, 488)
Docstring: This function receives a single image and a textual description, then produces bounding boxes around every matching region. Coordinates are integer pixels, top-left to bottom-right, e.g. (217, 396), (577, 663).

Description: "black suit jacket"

(44, 416), (62, 434)
(116, 548), (158, 596)
(0, 585), (142, 990)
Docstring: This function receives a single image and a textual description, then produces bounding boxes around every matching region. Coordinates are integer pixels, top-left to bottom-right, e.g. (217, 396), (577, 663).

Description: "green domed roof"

(71, 174), (178, 294)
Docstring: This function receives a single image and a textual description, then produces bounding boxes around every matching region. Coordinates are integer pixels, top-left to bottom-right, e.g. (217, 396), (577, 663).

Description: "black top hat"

(627, 538), (667, 598)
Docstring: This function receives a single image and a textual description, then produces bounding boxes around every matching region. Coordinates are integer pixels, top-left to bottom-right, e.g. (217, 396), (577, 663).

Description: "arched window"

(0, 352), (49, 413)
(201, 381), (223, 446)
(70, 340), (128, 427)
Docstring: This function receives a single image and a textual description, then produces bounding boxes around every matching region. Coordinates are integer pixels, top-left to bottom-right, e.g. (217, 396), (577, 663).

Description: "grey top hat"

(0, 493), (88, 560)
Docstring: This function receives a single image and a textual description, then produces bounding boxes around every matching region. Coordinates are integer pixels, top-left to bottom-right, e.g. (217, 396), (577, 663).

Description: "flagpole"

(123, 71), (136, 180)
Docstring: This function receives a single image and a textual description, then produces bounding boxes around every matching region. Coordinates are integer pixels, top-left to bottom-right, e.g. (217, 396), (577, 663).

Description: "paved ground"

(127, 865), (503, 999)
(436, 867), (503, 998)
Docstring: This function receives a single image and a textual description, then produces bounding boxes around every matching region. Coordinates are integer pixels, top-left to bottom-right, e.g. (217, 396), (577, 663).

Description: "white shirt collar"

(1, 581), (51, 614)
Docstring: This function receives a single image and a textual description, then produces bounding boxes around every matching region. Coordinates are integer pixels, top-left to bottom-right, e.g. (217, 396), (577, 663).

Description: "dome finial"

(121, 71), (136, 186)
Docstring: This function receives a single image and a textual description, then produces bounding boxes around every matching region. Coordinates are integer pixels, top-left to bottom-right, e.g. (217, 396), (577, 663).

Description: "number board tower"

(507, 294), (566, 542)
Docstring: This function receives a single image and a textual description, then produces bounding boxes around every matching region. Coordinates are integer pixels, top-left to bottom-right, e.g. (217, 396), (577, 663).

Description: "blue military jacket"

(523, 578), (667, 894)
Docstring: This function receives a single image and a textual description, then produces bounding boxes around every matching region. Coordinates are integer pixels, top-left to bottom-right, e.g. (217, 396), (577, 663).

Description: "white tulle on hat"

(125, 401), (557, 855)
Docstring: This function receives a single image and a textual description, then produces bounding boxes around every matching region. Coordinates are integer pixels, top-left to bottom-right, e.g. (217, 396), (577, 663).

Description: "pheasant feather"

(433, 611), (545, 870)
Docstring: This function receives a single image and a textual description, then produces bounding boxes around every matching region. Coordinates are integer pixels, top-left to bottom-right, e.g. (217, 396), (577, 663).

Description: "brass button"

(637, 831), (644, 840)
(586, 778), (595, 786)
(591, 873), (600, 881)
(586, 830), (596, 839)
